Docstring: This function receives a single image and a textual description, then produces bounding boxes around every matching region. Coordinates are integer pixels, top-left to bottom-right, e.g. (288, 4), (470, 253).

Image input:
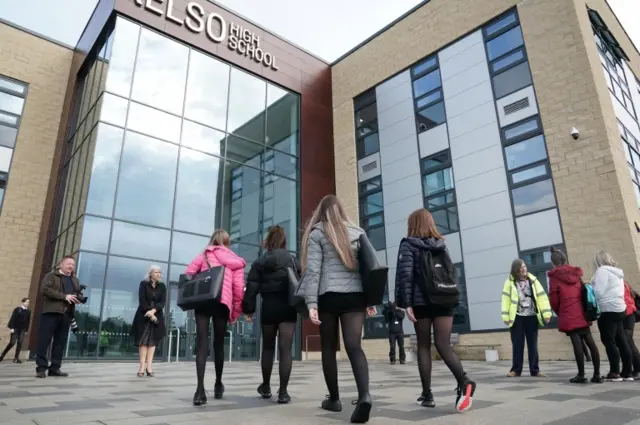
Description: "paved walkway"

(2, 360), (640, 424)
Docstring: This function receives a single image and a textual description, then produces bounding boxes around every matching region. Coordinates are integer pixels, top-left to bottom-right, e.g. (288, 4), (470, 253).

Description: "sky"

(0, 0), (638, 62)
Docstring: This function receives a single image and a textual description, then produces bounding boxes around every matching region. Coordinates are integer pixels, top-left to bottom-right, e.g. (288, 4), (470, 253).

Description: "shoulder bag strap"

(203, 251), (213, 271)
(290, 254), (298, 276)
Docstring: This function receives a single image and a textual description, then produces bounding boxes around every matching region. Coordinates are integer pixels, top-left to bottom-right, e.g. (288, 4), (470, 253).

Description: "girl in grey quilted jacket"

(299, 195), (376, 424)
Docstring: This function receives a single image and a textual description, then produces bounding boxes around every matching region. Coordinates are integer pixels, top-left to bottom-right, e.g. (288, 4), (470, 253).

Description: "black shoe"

(214, 382), (224, 399)
(591, 376), (604, 383)
(570, 375), (588, 384)
(257, 383), (272, 399)
(455, 378), (476, 412)
(390, 360), (396, 365)
(13, 359), (22, 364)
(321, 395), (342, 412)
(399, 360), (406, 365)
(48, 369), (68, 377)
(277, 388), (291, 404)
(350, 393), (372, 424)
(193, 388), (207, 406)
(418, 390), (436, 408)
(36, 371), (47, 378)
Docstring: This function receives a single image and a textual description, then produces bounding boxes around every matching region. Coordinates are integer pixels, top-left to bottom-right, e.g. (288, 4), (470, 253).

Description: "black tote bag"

(358, 233), (389, 306)
(177, 256), (225, 311)
(287, 257), (309, 318)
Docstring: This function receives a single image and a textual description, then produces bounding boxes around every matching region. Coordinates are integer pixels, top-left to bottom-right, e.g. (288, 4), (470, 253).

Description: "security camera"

(571, 127), (579, 140)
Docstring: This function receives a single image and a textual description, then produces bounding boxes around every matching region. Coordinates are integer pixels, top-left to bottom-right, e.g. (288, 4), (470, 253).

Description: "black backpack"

(419, 249), (460, 308)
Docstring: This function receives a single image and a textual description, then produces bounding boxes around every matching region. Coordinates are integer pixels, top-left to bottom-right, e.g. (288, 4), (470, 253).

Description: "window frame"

(483, 10), (520, 42)
(358, 176), (386, 250)
(411, 55), (446, 135)
(421, 150), (459, 235)
(353, 90), (380, 160)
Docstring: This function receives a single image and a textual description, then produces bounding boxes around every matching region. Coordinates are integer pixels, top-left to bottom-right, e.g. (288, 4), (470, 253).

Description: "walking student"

(591, 251), (632, 381)
(395, 208), (476, 412)
(185, 229), (246, 405)
(501, 258), (552, 377)
(0, 297), (31, 363)
(243, 225), (299, 404)
(298, 194), (376, 424)
(383, 302), (405, 365)
(547, 247), (601, 383)
(622, 280), (640, 377)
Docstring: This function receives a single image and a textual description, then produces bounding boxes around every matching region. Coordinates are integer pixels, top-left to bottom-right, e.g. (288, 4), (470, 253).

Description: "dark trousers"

(35, 313), (71, 372)
(510, 315), (539, 375)
(622, 314), (640, 374)
(388, 333), (405, 362)
(598, 311), (632, 376)
(1, 330), (25, 359)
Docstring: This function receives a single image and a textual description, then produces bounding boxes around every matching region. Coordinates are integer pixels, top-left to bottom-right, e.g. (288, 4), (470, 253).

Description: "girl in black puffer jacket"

(243, 225), (299, 404)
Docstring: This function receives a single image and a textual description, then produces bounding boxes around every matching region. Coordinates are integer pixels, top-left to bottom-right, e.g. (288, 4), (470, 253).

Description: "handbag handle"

(290, 254), (299, 277)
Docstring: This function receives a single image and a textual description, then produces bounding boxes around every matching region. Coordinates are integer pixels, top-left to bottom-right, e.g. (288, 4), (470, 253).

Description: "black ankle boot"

(277, 388), (291, 404)
(193, 388), (207, 406)
(214, 382), (225, 399)
(321, 395), (342, 412)
(350, 393), (372, 423)
(257, 383), (272, 399)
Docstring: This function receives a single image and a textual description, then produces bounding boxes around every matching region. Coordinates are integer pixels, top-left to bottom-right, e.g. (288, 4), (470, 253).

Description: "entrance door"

(231, 312), (259, 361)
(166, 281), (196, 361)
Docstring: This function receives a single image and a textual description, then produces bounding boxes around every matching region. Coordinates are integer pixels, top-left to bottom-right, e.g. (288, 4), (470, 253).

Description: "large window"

(421, 150), (459, 234)
(354, 89), (379, 160)
(411, 55), (446, 133)
(52, 17), (300, 359)
(359, 177), (386, 250)
(619, 121), (640, 208)
(501, 116), (557, 217)
(0, 75), (28, 214)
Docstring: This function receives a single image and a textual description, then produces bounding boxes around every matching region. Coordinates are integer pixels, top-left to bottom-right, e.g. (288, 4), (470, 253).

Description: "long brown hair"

(407, 209), (442, 239)
(510, 259), (526, 280)
(209, 229), (230, 248)
(301, 195), (356, 271)
(264, 225), (287, 251)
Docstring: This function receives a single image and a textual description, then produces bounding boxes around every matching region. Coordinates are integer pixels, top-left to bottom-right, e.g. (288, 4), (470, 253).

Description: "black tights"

(319, 311), (369, 400)
(569, 332), (600, 377)
(261, 322), (296, 390)
(414, 316), (466, 392)
(195, 312), (228, 390)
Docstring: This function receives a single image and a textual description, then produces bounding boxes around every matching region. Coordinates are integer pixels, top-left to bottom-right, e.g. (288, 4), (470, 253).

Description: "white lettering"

(134, 0), (143, 6)
(166, 0), (183, 25)
(237, 39), (247, 54)
(270, 56), (279, 71)
(241, 28), (251, 44)
(264, 52), (273, 67)
(229, 22), (240, 37)
(145, 0), (164, 16)
(255, 48), (264, 62)
(251, 32), (260, 48)
(205, 13), (226, 43)
(185, 2), (205, 32)
(228, 34), (238, 50)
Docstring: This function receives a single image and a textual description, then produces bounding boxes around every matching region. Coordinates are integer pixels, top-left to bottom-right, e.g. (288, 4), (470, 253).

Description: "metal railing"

(167, 327), (180, 363)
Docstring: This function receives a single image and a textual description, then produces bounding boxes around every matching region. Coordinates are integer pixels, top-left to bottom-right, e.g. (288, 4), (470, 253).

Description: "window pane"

(0, 124), (17, 148)
(105, 18), (140, 98)
(358, 133), (379, 158)
(493, 61), (532, 99)
(226, 134), (264, 167)
(360, 177), (381, 193)
(266, 85), (299, 150)
(417, 102), (446, 132)
(115, 132), (178, 227)
(631, 148), (640, 169)
(362, 213), (383, 228)
(356, 121), (377, 139)
(85, 124), (124, 216)
(424, 167), (453, 196)
(354, 89), (376, 111)
(268, 149), (297, 179)
(222, 162), (261, 245)
(491, 49), (525, 73)
(181, 120), (224, 156)
(426, 192), (454, 208)
(504, 135), (547, 170)
(367, 226), (386, 250)
(0, 145), (13, 173)
(227, 68), (266, 143)
(98, 93), (128, 127)
(504, 117), (540, 141)
(0, 77), (26, 94)
(355, 103), (377, 127)
(127, 102), (181, 143)
(171, 232), (209, 265)
(432, 206), (459, 234)
(262, 177), (298, 251)
(486, 12), (518, 38)
(413, 69), (441, 98)
(361, 192), (383, 216)
(110, 220), (171, 260)
(522, 250), (552, 267)
(629, 165), (637, 183)
(511, 179), (556, 216)
(487, 26), (524, 60)
(184, 50), (230, 130)
(423, 151), (449, 173)
(79, 215), (111, 252)
(174, 147), (221, 235)
(0, 92), (24, 115)
(131, 29), (188, 114)
(0, 111), (18, 126)
(634, 184), (640, 209)
(413, 56), (437, 76)
(416, 90), (442, 109)
(512, 164), (547, 184)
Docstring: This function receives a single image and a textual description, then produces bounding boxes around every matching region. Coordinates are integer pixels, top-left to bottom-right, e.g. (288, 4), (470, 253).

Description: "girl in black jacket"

(0, 297), (30, 363)
(243, 225), (299, 404)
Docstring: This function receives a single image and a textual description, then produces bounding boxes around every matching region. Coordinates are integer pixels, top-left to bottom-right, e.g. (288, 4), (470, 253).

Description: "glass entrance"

(231, 314), (259, 361)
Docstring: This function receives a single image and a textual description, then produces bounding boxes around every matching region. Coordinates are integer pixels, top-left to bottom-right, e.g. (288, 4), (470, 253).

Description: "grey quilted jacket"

(301, 222), (365, 309)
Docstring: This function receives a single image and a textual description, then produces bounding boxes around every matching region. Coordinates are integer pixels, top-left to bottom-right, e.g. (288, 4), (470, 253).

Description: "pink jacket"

(185, 245), (247, 323)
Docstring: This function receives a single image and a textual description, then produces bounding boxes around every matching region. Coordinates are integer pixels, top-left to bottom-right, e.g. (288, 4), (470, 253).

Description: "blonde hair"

(301, 195), (356, 271)
(594, 250), (617, 268)
(209, 229), (230, 248)
(145, 265), (162, 281)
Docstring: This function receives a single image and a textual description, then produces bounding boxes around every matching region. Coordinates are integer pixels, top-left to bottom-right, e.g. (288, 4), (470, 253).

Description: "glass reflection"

(184, 50), (230, 130)
(115, 131), (178, 227)
(181, 120), (224, 156)
(0, 92), (24, 115)
(226, 134), (264, 166)
(227, 68), (266, 142)
(266, 84), (299, 149)
(223, 161), (261, 245)
(131, 28), (188, 115)
(127, 102), (181, 143)
(105, 18), (140, 98)
(110, 220), (171, 261)
(85, 124), (124, 216)
(80, 215), (111, 253)
(174, 147), (222, 235)
(511, 179), (556, 216)
(99, 93), (128, 127)
(261, 176), (298, 251)
(171, 232), (209, 265)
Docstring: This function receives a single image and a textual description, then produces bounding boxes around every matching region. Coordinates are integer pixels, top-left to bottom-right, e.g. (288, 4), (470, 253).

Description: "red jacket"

(624, 281), (636, 316)
(548, 265), (590, 333)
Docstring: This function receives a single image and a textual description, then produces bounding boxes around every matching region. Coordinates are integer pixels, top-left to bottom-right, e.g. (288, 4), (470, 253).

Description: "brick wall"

(0, 23), (73, 357)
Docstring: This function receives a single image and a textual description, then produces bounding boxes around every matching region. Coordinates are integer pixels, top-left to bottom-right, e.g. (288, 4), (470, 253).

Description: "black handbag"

(358, 233), (389, 306)
(287, 256), (309, 318)
(177, 256), (225, 311)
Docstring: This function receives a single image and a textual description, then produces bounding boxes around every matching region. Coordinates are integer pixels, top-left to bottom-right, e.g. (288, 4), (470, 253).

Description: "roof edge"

(603, 0), (640, 62)
(0, 17), (75, 51)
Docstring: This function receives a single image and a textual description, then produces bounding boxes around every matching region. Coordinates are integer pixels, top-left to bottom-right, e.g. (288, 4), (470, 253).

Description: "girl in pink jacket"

(185, 229), (246, 405)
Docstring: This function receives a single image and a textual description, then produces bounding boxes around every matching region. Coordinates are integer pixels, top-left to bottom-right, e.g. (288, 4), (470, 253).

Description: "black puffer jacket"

(394, 237), (447, 308)
(242, 248), (300, 315)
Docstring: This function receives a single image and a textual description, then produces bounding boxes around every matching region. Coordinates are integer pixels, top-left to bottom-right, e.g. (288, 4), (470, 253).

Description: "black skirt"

(318, 292), (366, 315)
(261, 294), (297, 325)
(412, 304), (454, 320)
(132, 309), (166, 347)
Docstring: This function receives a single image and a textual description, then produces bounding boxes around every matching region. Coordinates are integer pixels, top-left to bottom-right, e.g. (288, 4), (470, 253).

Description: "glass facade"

(51, 17), (300, 360)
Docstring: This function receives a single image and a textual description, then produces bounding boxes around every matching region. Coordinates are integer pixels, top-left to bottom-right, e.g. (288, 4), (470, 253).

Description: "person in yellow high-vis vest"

(501, 259), (553, 377)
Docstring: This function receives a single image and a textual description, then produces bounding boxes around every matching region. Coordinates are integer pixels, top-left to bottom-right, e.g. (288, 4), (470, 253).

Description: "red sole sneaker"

(456, 381), (475, 412)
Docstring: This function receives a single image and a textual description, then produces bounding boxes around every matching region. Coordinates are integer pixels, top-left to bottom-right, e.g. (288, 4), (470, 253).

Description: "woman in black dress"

(132, 265), (166, 377)
(243, 225), (299, 404)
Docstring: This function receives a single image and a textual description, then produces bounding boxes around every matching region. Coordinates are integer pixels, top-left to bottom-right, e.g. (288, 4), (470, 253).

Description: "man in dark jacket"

(35, 256), (80, 378)
(384, 302), (406, 364)
(0, 297), (31, 363)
